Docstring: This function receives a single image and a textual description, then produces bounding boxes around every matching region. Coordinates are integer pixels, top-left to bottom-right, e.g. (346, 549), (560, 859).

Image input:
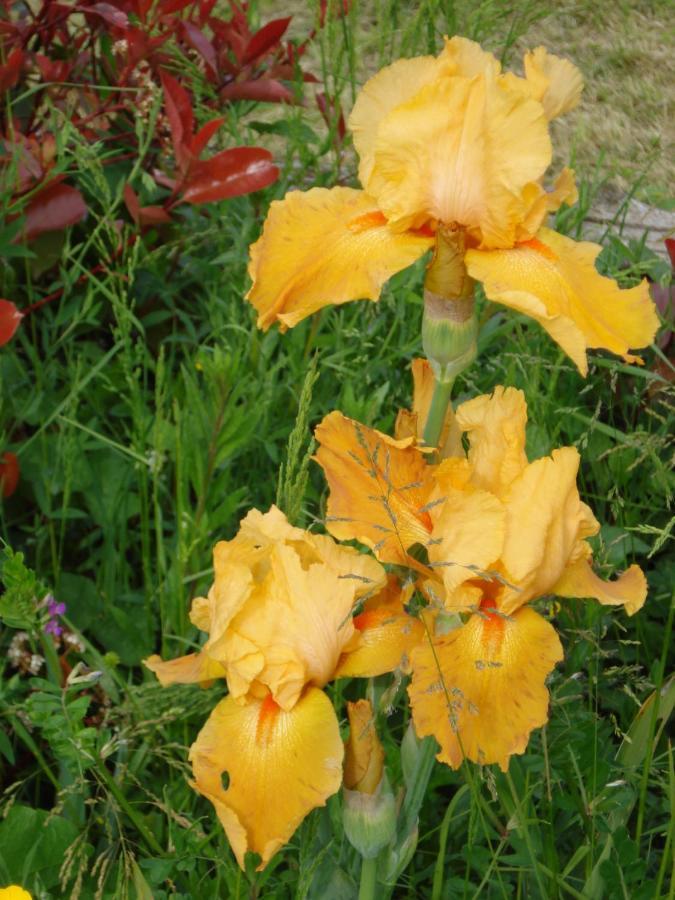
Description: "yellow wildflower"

(0, 889), (32, 900)
(314, 367), (647, 770)
(247, 37), (657, 375)
(145, 506), (419, 869)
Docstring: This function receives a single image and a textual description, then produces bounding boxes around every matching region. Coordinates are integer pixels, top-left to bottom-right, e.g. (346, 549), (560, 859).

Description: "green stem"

(422, 377), (454, 451)
(358, 856), (378, 900)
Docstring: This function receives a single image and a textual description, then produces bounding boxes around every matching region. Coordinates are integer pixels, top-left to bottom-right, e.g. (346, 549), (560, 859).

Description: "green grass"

(1, 1), (673, 898)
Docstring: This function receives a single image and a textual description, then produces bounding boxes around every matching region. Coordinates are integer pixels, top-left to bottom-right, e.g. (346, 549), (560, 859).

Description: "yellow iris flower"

(0, 889), (32, 900)
(246, 37), (657, 375)
(314, 362), (647, 770)
(145, 506), (421, 869)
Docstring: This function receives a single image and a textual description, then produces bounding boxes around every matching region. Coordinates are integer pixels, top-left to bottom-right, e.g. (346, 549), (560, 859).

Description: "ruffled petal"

(524, 47), (584, 120)
(247, 187), (433, 330)
(455, 386), (528, 496)
(349, 56), (442, 187)
(225, 541), (384, 709)
(366, 73), (551, 246)
(190, 689), (343, 870)
(517, 167), (578, 239)
(554, 558), (647, 616)
(408, 607), (563, 770)
(144, 651), (226, 686)
(335, 576), (424, 677)
(427, 478), (506, 607)
(314, 411), (434, 567)
(498, 448), (597, 614)
(438, 36), (502, 78)
(465, 227), (659, 375)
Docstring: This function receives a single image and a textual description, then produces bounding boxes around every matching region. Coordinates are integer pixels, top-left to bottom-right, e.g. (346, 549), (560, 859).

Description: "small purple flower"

(43, 593), (66, 638)
(44, 619), (63, 637)
(47, 596), (66, 618)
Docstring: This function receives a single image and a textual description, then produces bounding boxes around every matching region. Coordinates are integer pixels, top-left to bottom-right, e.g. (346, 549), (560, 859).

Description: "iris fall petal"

(465, 228), (659, 375)
(408, 606), (563, 770)
(190, 689), (343, 870)
(247, 187), (433, 330)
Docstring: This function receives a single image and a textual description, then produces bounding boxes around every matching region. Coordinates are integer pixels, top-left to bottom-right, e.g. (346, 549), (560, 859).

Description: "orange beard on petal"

(256, 693), (281, 744)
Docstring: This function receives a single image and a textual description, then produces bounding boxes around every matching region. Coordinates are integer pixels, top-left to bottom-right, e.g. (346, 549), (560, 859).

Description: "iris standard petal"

(455, 386), (528, 496)
(408, 606), (563, 770)
(190, 688), (343, 870)
(498, 447), (590, 614)
(524, 47), (584, 120)
(349, 56), (442, 187)
(366, 72), (551, 246)
(465, 228), (659, 375)
(246, 187), (433, 330)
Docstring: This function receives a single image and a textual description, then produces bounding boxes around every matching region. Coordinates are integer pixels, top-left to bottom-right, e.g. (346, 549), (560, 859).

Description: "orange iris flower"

(145, 506), (421, 869)
(314, 361), (647, 770)
(246, 37), (658, 376)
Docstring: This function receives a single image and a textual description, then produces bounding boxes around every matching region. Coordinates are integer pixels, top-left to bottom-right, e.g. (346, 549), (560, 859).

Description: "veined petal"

(498, 448), (596, 614)
(190, 689), (343, 870)
(246, 187), (433, 330)
(349, 56), (442, 187)
(408, 607), (563, 770)
(524, 47), (584, 120)
(554, 558), (647, 616)
(367, 73), (551, 246)
(314, 411), (434, 567)
(465, 227), (659, 375)
(335, 576), (424, 677)
(144, 651), (226, 686)
(455, 386), (528, 496)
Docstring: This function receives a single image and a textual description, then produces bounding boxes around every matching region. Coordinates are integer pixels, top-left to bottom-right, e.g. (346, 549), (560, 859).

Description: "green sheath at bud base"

(343, 774), (397, 859)
(422, 227), (478, 383)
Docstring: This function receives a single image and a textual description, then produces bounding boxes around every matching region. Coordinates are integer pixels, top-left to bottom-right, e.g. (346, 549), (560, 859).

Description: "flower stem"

(423, 377), (454, 451)
(358, 855), (378, 900)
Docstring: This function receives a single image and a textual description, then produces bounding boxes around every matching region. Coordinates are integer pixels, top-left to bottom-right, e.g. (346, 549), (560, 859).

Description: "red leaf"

(190, 117), (224, 158)
(181, 22), (218, 77)
(22, 182), (87, 241)
(161, 71), (194, 162)
(181, 148), (278, 204)
(0, 48), (24, 92)
(34, 53), (72, 82)
(0, 452), (20, 499)
(242, 17), (291, 65)
(158, 0), (194, 13)
(0, 299), (23, 347)
(80, 3), (129, 27)
(220, 79), (293, 104)
(138, 206), (172, 226)
(123, 183), (141, 224)
(665, 238), (675, 271)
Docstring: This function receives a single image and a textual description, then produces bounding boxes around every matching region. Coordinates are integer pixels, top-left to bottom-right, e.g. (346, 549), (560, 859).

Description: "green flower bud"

(422, 227), (478, 382)
(343, 773), (397, 859)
